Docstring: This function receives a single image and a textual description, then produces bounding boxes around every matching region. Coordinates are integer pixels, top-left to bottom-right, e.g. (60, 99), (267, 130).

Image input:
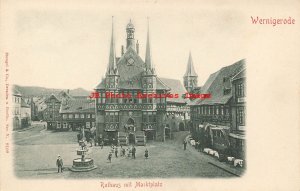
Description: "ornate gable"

(116, 47), (145, 88)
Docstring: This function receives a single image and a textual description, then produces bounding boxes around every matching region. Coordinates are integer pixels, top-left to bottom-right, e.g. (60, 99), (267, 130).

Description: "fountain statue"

(70, 128), (97, 172)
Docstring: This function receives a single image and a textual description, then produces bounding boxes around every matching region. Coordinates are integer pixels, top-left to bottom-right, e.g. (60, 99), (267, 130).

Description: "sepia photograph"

(1, 0), (299, 191)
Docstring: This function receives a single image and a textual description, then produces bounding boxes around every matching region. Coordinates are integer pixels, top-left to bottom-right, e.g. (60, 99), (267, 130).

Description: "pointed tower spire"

(184, 51), (197, 77)
(107, 16), (118, 75)
(183, 51), (198, 92)
(145, 17), (155, 74)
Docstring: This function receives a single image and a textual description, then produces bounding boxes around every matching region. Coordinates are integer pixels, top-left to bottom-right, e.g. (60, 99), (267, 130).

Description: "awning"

(105, 129), (118, 132)
(229, 133), (245, 140)
(143, 129), (155, 131)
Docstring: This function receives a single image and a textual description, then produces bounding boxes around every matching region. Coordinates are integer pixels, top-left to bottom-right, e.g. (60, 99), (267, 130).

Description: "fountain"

(70, 128), (97, 172)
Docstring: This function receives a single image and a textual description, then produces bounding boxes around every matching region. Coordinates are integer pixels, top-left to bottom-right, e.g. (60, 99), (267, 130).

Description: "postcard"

(0, 0), (299, 191)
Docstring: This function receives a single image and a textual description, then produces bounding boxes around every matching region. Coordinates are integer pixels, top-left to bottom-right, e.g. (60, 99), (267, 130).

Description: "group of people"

(183, 138), (204, 152)
(195, 141), (204, 152)
(76, 128), (96, 147)
(107, 145), (149, 163)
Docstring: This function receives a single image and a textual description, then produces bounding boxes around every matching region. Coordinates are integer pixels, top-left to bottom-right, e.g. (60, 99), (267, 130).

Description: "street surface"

(13, 122), (236, 178)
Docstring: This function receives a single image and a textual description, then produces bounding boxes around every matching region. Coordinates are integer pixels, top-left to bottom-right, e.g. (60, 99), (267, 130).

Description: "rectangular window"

(238, 107), (245, 125)
(92, 114), (95, 118)
(81, 114), (85, 118)
(75, 114), (79, 118)
(213, 130), (217, 137)
(92, 122), (95, 127)
(86, 122), (90, 128)
(69, 114), (73, 118)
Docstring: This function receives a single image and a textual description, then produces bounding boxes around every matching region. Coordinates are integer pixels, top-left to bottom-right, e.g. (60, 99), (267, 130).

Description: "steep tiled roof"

(45, 91), (73, 103)
(190, 59), (245, 106)
(184, 52), (198, 77)
(45, 94), (61, 103)
(56, 91), (73, 101)
(21, 98), (30, 108)
(232, 68), (246, 81)
(60, 97), (95, 114)
(12, 86), (22, 96)
(95, 47), (169, 91)
(160, 78), (188, 104)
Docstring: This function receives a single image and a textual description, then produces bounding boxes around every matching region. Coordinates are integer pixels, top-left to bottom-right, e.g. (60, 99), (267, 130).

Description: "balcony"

(97, 103), (165, 111)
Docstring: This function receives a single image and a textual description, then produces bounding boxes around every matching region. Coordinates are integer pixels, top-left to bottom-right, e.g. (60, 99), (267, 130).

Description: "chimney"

(67, 89), (70, 94)
(121, 45), (124, 56)
(136, 40), (139, 55)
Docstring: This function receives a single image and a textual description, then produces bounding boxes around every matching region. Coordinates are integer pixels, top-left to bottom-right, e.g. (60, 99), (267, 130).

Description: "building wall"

(21, 107), (31, 128)
(60, 113), (95, 131)
(230, 76), (246, 159)
(44, 97), (61, 130)
(12, 94), (22, 130)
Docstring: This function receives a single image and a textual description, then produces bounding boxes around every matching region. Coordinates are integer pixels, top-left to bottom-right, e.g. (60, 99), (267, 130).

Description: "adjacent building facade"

(12, 87), (32, 130)
(44, 91), (73, 130)
(189, 59), (246, 158)
(12, 88), (22, 130)
(20, 98), (31, 128)
(59, 97), (96, 131)
(230, 68), (246, 159)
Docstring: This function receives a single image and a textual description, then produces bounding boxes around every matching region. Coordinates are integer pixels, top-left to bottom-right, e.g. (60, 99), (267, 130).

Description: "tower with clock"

(95, 18), (171, 144)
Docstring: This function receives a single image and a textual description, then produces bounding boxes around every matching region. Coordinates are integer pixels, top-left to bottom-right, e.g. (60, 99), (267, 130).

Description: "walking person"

(107, 152), (112, 163)
(144, 148), (149, 159)
(132, 146), (136, 159)
(56, 155), (63, 173)
(183, 140), (187, 150)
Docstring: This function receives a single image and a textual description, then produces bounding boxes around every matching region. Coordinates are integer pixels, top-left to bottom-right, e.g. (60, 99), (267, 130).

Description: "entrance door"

(179, 122), (185, 131)
(129, 133), (135, 144)
(106, 131), (118, 145)
(145, 130), (155, 140)
(126, 118), (135, 132)
(165, 127), (171, 139)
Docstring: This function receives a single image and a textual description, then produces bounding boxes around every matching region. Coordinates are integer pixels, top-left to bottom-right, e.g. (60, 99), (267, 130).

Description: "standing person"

(127, 147), (131, 158)
(107, 152), (112, 163)
(111, 145), (115, 154)
(86, 131), (92, 147)
(122, 146), (126, 157)
(115, 146), (118, 158)
(198, 141), (201, 152)
(132, 146), (136, 159)
(144, 148), (149, 159)
(183, 140), (187, 150)
(100, 140), (104, 149)
(56, 155), (63, 173)
(77, 133), (81, 143)
(195, 141), (199, 151)
(120, 146), (123, 157)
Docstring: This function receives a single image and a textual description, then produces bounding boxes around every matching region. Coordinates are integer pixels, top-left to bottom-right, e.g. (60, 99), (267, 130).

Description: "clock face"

(127, 57), (135, 65)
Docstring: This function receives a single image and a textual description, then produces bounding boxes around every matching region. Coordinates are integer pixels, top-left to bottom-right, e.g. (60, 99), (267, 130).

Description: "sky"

(11, 2), (247, 91)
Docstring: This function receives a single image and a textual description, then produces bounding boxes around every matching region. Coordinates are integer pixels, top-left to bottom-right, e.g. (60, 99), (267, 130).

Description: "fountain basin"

(69, 158), (97, 172)
(77, 149), (87, 155)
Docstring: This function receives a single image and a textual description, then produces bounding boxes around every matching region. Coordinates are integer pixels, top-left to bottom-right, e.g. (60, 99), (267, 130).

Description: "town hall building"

(94, 19), (192, 144)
